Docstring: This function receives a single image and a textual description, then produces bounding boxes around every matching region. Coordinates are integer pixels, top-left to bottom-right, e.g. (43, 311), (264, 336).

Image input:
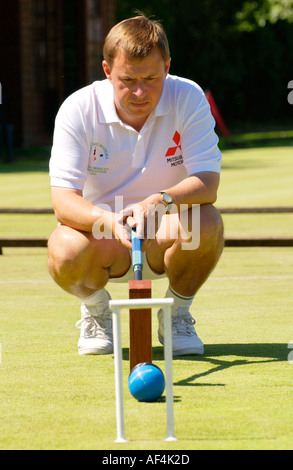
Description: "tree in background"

(235, 0), (293, 31)
(116, 0), (293, 132)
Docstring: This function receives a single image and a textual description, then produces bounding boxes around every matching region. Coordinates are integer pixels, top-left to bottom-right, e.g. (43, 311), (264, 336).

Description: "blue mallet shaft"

(131, 229), (143, 281)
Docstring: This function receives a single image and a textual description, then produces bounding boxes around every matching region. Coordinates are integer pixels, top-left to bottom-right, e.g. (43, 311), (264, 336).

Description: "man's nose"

(133, 82), (146, 97)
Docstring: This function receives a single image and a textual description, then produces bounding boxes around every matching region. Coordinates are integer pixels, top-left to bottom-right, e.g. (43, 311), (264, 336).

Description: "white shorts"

(109, 251), (166, 283)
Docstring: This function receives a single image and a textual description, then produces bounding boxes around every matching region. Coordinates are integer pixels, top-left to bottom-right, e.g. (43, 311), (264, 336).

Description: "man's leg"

(164, 204), (224, 296)
(48, 224), (131, 297)
(146, 204), (224, 355)
(48, 225), (131, 354)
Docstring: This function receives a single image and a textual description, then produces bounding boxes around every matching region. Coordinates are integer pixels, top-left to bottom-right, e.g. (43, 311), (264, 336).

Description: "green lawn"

(0, 145), (292, 450)
(217, 146), (293, 208)
(0, 246), (292, 450)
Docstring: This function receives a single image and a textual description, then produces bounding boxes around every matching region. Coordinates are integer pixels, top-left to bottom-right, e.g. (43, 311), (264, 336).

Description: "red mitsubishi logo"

(165, 131), (182, 157)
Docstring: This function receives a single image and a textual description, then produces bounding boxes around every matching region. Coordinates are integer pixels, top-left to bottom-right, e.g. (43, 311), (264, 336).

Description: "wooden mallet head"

(129, 229), (152, 371)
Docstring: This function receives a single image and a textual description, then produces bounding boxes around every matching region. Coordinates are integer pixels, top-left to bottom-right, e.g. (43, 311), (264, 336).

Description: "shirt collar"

(97, 79), (120, 124)
(154, 75), (171, 117)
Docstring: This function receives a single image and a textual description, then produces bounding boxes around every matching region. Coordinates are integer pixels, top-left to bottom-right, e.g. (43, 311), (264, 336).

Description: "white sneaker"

(76, 293), (113, 355)
(157, 307), (204, 356)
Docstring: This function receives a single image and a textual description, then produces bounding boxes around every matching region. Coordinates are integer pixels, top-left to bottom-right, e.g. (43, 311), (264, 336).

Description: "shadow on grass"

(174, 343), (287, 387)
(123, 343), (288, 388)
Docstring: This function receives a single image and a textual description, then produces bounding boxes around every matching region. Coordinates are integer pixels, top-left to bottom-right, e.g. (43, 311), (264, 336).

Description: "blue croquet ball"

(128, 362), (165, 402)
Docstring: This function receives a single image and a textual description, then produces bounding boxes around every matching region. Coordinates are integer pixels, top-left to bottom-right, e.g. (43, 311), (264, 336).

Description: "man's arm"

(51, 171), (219, 247)
(118, 171), (220, 242)
(51, 187), (100, 232)
(51, 186), (134, 249)
(152, 171), (220, 207)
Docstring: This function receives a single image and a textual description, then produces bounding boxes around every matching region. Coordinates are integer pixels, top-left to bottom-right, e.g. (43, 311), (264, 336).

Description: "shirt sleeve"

(180, 84), (222, 175)
(49, 94), (90, 190)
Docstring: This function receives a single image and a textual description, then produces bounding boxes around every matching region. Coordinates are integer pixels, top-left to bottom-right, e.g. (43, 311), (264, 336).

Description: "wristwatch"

(160, 192), (173, 213)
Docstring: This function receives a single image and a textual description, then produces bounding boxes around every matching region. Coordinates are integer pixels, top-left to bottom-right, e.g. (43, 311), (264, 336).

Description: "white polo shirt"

(50, 74), (221, 211)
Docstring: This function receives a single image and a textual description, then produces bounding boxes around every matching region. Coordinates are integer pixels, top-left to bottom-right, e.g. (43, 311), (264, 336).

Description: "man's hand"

(117, 203), (144, 237)
(117, 195), (164, 251)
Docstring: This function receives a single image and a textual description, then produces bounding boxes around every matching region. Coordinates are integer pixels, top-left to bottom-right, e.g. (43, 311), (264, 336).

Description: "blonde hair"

(103, 15), (170, 68)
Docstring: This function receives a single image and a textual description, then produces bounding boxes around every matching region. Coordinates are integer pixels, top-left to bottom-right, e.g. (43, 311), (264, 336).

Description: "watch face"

(162, 193), (172, 204)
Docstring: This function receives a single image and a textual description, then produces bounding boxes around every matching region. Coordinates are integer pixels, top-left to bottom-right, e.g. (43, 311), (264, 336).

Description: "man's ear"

(102, 60), (111, 80)
(165, 57), (171, 77)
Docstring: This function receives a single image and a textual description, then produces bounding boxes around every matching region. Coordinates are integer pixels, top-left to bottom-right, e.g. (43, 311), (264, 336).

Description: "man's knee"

(48, 226), (89, 278)
(199, 204), (224, 256)
(200, 204), (223, 234)
(48, 225), (132, 287)
(176, 204), (223, 251)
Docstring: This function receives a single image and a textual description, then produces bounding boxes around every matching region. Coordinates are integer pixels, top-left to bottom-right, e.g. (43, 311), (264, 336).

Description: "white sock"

(79, 288), (109, 306)
(165, 286), (194, 311)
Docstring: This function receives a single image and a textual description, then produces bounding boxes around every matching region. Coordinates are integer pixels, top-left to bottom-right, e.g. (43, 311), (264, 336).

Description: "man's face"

(103, 47), (170, 131)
